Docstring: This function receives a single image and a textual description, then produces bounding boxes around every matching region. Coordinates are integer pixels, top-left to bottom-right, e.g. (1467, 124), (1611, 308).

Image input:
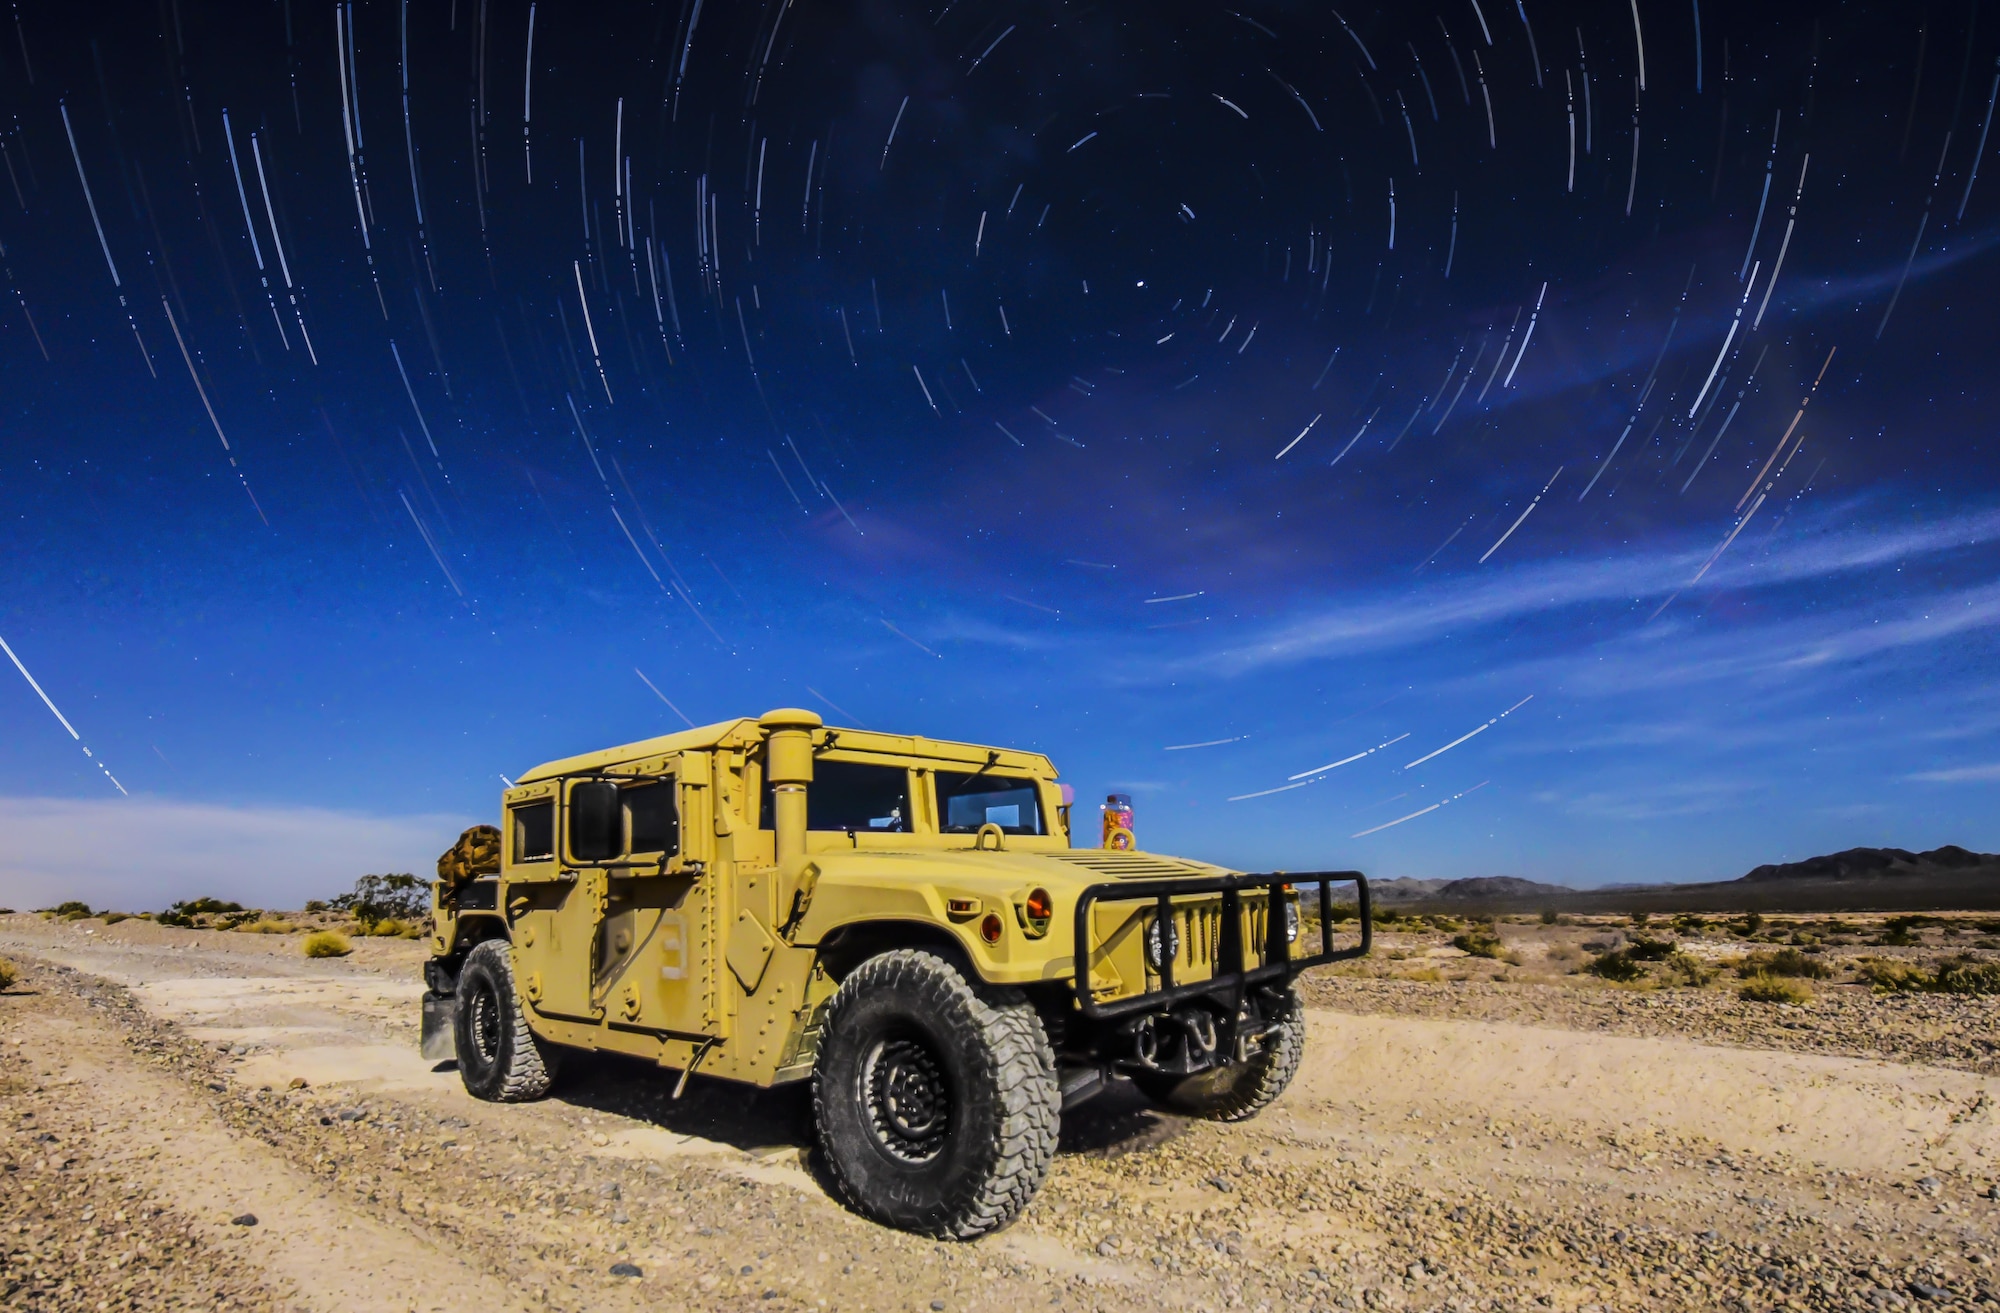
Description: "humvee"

(422, 709), (1371, 1238)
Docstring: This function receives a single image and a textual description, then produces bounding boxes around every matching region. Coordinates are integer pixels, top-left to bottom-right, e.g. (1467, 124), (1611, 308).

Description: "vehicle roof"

(516, 717), (1059, 785)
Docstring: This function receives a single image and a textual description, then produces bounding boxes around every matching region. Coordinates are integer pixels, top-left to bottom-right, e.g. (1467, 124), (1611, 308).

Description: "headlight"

(1145, 915), (1180, 971)
(1284, 900), (1300, 943)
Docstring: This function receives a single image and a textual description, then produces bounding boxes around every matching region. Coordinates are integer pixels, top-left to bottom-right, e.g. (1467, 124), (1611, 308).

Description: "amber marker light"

(980, 912), (1004, 943)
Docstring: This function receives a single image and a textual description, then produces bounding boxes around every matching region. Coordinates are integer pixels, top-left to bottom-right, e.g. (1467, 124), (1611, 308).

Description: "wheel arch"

(812, 918), (981, 985)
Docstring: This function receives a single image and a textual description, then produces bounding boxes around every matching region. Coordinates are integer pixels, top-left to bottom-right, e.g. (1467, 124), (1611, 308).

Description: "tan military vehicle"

(423, 709), (1370, 1238)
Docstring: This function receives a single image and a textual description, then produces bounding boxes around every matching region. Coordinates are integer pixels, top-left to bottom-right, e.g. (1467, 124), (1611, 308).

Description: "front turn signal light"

(1020, 887), (1053, 938)
(980, 912), (1004, 944)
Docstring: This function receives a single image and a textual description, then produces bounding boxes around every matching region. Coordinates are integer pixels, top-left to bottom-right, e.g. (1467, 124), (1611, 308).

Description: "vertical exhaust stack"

(759, 708), (822, 878)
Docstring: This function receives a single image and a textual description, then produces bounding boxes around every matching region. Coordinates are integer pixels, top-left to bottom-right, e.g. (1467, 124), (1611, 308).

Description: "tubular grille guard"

(1070, 871), (1371, 1021)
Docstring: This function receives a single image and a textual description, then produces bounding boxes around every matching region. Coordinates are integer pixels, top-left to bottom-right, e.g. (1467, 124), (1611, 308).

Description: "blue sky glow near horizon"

(2, 0), (1999, 909)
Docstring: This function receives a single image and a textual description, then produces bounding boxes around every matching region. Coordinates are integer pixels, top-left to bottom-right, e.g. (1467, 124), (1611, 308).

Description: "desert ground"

(2, 909), (1996, 1313)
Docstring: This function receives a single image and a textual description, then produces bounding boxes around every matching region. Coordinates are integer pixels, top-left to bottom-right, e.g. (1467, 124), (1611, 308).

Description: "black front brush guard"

(1069, 870), (1371, 1024)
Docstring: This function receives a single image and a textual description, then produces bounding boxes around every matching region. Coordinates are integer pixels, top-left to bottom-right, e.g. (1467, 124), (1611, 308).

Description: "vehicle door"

(593, 776), (716, 1037)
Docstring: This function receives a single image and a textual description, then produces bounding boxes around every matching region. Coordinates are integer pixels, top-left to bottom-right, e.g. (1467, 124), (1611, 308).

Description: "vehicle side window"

(807, 761), (911, 832)
(936, 773), (1046, 835)
(512, 801), (555, 862)
(625, 782), (679, 855)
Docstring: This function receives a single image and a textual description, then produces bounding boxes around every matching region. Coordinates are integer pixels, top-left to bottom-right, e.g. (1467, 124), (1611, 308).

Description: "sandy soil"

(2, 912), (1997, 1312)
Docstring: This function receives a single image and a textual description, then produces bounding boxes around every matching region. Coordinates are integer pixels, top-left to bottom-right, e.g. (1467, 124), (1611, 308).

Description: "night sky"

(4, 0), (1998, 908)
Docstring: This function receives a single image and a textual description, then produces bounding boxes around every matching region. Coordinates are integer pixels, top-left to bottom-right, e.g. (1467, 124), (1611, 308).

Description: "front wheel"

(454, 939), (560, 1102)
(812, 950), (1059, 1239)
(1133, 986), (1304, 1121)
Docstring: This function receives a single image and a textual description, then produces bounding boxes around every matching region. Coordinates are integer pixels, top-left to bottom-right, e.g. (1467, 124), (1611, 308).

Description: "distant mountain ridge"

(1739, 845), (1997, 883)
(1365, 845), (2000, 915)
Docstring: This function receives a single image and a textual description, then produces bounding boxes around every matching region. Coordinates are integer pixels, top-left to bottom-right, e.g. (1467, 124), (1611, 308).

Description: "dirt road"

(3, 914), (1996, 1312)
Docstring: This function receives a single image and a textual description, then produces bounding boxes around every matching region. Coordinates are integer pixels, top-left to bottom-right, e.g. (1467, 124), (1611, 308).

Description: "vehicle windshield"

(936, 771), (1046, 835)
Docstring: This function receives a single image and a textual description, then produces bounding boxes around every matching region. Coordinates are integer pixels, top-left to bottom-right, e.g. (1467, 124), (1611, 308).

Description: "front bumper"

(1069, 870), (1371, 1021)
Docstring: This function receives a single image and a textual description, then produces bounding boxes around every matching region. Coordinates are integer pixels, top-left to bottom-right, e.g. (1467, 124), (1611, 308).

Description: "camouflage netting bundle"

(437, 825), (502, 884)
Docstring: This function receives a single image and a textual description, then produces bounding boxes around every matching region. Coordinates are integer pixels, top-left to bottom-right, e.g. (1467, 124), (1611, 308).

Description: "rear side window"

(512, 801), (555, 862)
(937, 773), (1046, 835)
(625, 782), (679, 855)
(804, 760), (911, 832)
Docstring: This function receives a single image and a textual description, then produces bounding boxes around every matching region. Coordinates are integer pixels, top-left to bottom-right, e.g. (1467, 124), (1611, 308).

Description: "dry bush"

(302, 930), (353, 958)
(1451, 924), (1505, 959)
(1661, 952), (1717, 986)
(239, 919), (297, 934)
(1545, 944), (1585, 966)
(1585, 949), (1647, 982)
(363, 918), (423, 939)
(0, 957), (15, 992)
(1854, 957), (1929, 991)
(1739, 974), (1812, 1005)
(1933, 957), (2000, 995)
(1625, 937), (1678, 961)
(1737, 948), (1830, 980)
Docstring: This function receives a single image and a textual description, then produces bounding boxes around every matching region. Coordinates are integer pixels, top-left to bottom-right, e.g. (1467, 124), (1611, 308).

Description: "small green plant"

(1737, 948), (1830, 979)
(0, 956), (16, 991)
(302, 930), (353, 958)
(1855, 957), (1930, 991)
(239, 919), (297, 935)
(1586, 949), (1647, 982)
(1661, 952), (1716, 986)
(1452, 923), (1506, 959)
(1624, 937), (1678, 961)
(1740, 974), (1812, 1005)
(45, 900), (94, 921)
(1539, 908), (1560, 925)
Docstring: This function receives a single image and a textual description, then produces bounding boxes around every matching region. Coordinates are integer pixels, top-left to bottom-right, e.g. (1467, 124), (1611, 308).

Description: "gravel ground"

(2, 912), (1998, 1312)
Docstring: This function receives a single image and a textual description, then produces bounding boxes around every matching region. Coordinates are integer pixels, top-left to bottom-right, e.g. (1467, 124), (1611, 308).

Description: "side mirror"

(570, 782), (621, 861)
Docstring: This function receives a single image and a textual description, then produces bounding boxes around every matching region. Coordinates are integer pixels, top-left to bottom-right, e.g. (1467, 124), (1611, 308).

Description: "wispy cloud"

(0, 797), (471, 912)
(1905, 762), (2000, 783)
(1163, 501), (2000, 680)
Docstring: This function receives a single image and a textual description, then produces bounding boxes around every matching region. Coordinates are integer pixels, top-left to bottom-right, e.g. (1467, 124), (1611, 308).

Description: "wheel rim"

(861, 1033), (951, 1163)
(467, 977), (502, 1065)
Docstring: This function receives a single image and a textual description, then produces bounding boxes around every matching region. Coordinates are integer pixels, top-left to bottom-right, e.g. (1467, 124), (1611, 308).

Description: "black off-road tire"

(454, 939), (560, 1102)
(812, 950), (1059, 1239)
(1134, 986), (1304, 1122)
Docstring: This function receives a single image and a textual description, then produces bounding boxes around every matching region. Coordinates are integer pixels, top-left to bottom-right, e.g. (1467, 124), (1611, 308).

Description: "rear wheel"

(1134, 986), (1304, 1121)
(812, 950), (1058, 1239)
(454, 939), (560, 1102)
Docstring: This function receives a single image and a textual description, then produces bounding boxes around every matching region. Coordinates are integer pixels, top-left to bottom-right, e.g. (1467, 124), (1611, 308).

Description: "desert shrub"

(1452, 924), (1505, 959)
(1625, 937), (1678, 961)
(1661, 952), (1717, 986)
(328, 874), (428, 933)
(1877, 915), (1933, 947)
(1740, 974), (1812, 1005)
(1545, 944), (1585, 965)
(1672, 914), (1708, 937)
(1586, 949), (1647, 982)
(1976, 921), (2000, 935)
(1735, 912), (1764, 937)
(1539, 908), (1560, 925)
(1854, 958), (1930, 991)
(0, 957), (15, 991)
(1738, 948), (1830, 979)
(302, 930), (353, 958)
(100, 912), (128, 925)
(1931, 957), (2000, 996)
(239, 919), (297, 935)
(157, 897), (245, 928)
(362, 918), (423, 939)
(1630, 911), (1651, 927)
